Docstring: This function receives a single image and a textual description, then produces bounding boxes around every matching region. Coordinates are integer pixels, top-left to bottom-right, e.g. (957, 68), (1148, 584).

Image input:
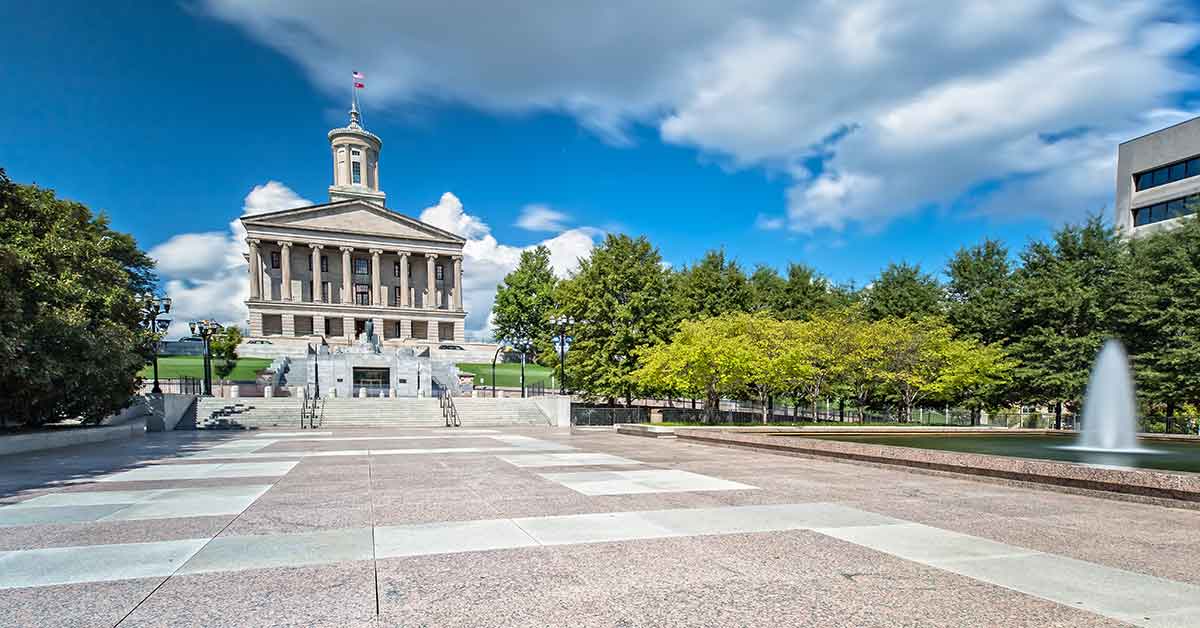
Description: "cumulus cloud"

(149, 181), (313, 337)
(203, 0), (1199, 231)
(419, 193), (597, 339)
(516, 204), (570, 232)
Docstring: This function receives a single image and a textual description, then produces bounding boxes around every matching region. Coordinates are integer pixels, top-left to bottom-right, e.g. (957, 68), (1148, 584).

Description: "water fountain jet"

(1060, 339), (1158, 454)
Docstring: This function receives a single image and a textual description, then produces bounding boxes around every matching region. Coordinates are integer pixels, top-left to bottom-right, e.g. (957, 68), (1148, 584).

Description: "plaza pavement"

(0, 427), (1198, 627)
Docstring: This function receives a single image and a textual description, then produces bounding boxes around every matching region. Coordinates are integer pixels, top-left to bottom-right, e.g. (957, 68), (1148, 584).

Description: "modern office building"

(241, 102), (468, 349)
(1116, 116), (1200, 236)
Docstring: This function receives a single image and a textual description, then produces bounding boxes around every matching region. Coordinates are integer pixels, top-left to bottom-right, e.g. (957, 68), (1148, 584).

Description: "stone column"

(278, 241), (293, 301)
(452, 255), (463, 311)
(398, 252), (410, 307)
(310, 244), (323, 303)
(343, 315), (355, 340)
(425, 253), (437, 309)
(370, 249), (382, 306)
(248, 239), (262, 300)
(340, 247), (353, 304)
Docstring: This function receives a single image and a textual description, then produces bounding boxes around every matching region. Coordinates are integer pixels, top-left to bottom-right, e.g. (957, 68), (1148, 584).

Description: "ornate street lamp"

(491, 344), (512, 399)
(142, 294), (172, 395)
(188, 319), (223, 396)
(550, 315), (574, 396)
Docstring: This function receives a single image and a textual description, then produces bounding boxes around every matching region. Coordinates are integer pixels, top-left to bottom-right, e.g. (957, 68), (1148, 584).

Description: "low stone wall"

(0, 422), (144, 457)
(673, 429), (1200, 505)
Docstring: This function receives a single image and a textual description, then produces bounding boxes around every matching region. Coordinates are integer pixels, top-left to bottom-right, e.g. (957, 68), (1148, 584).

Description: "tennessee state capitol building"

(242, 103), (467, 347)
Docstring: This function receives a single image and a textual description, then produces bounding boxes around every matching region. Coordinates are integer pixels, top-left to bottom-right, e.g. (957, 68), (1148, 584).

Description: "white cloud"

(150, 181), (313, 337)
(754, 213), (786, 231)
(516, 204), (570, 232)
(203, 0), (1199, 231)
(420, 194), (597, 339)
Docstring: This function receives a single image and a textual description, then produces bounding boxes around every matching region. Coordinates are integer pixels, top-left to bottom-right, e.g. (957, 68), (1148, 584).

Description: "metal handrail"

(440, 389), (461, 428)
(300, 392), (310, 429)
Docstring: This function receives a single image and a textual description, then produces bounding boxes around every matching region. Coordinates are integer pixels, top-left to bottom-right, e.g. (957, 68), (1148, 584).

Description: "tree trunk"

(1054, 400), (1062, 430)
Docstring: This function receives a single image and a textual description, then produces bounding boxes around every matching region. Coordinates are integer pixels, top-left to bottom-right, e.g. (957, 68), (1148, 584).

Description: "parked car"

(247, 339), (273, 345)
(178, 336), (203, 343)
(438, 344), (465, 351)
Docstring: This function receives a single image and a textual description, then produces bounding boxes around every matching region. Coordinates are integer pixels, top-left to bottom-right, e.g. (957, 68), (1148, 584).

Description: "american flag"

(353, 71), (365, 89)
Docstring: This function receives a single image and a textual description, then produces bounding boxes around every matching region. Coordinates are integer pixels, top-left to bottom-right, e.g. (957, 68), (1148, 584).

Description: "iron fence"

(571, 405), (650, 426)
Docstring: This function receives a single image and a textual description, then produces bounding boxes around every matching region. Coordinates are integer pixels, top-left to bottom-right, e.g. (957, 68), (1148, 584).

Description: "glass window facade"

(352, 161), (361, 184)
(1135, 157), (1200, 191)
(353, 258), (369, 275)
(1133, 193), (1199, 227)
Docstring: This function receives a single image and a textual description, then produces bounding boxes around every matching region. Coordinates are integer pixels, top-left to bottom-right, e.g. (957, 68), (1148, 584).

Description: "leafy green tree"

(862, 262), (944, 321)
(492, 245), (559, 361)
(1008, 215), (1124, 426)
(748, 264), (786, 313)
(776, 263), (845, 320)
(558, 234), (673, 404)
(630, 314), (764, 421)
(875, 317), (961, 420)
(945, 239), (1015, 345)
(0, 170), (156, 427)
(670, 249), (751, 322)
(1117, 216), (1200, 418)
(211, 326), (244, 380)
(938, 340), (1017, 424)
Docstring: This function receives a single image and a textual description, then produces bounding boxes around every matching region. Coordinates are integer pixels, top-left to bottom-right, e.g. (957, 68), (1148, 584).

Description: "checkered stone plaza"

(2, 426), (1200, 627)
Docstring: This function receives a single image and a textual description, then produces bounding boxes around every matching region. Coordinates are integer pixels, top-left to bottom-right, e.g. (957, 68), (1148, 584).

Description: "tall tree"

(1116, 216), (1200, 418)
(558, 234), (673, 404)
(491, 245), (559, 361)
(1008, 215), (1124, 425)
(211, 326), (244, 380)
(748, 264), (786, 314)
(0, 170), (156, 427)
(776, 263), (843, 320)
(670, 249), (751, 322)
(862, 262), (944, 321)
(945, 239), (1015, 345)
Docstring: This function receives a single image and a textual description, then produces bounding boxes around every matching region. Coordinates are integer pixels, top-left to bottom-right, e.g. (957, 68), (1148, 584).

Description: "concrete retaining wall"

(531, 395), (571, 427)
(145, 394), (197, 432)
(0, 422), (144, 457)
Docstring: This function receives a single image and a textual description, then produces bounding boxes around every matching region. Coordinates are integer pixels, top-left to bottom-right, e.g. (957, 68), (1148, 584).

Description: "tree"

(558, 234), (673, 403)
(862, 262), (943, 321)
(669, 249), (750, 322)
(492, 245), (559, 361)
(938, 340), (1017, 423)
(777, 263), (844, 320)
(0, 170), (156, 427)
(876, 317), (959, 421)
(748, 264), (786, 314)
(784, 312), (854, 420)
(630, 314), (761, 421)
(1116, 216), (1200, 418)
(211, 326), (244, 380)
(1008, 216), (1124, 425)
(945, 239), (1015, 345)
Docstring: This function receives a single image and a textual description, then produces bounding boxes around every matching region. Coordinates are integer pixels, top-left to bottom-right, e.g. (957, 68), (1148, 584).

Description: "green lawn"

(457, 362), (555, 388)
(659, 420), (946, 427)
(140, 355), (273, 382)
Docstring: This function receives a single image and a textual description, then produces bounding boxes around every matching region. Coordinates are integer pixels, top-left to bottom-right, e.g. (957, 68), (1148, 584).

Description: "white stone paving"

(0, 539), (208, 589)
(0, 485), (273, 526)
(497, 453), (644, 468)
(538, 469), (758, 495)
(98, 461), (298, 482)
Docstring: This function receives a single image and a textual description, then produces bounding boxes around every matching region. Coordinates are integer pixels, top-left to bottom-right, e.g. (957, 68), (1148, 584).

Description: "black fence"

(571, 405), (650, 426)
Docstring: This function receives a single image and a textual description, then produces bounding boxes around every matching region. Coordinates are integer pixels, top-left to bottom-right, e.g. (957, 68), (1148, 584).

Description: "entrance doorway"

(352, 367), (390, 396)
(354, 318), (367, 338)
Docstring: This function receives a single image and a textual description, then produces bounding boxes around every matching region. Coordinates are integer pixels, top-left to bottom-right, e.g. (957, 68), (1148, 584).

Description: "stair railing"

(440, 389), (461, 428)
(300, 392), (310, 429)
(312, 398), (324, 429)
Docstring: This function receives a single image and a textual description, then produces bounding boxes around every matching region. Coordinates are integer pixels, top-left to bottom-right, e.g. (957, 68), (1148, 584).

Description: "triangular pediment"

(242, 200), (464, 243)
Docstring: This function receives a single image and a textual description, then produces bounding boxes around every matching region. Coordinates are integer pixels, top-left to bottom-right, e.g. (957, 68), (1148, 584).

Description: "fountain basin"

(668, 428), (1200, 505)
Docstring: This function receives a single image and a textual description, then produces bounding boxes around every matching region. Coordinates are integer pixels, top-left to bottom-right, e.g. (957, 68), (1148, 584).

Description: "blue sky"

(2, 2), (1199, 338)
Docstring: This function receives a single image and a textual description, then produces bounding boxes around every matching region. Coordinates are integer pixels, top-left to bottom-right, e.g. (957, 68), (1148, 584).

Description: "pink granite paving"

(0, 426), (1195, 626)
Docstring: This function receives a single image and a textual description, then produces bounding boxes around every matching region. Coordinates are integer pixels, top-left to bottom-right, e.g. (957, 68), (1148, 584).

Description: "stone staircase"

(194, 398), (304, 430)
(192, 396), (550, 430)
(453, 398), (550, 427)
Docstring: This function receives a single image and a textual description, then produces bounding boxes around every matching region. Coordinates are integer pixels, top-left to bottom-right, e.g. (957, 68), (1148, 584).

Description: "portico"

(241, 103), (467, 347)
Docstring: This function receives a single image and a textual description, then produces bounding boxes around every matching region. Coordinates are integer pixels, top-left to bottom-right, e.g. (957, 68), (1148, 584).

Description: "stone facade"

(242, 105), (467, 350)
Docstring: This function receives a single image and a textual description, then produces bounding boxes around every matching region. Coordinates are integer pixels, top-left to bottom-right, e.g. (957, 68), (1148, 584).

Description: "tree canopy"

(0, 170), (156, 426)
(492, 245), (559, 361)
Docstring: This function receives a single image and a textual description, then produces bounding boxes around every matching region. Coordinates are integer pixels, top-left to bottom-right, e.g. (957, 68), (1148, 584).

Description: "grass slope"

(457, 362), (555, 388)
(140, 355), (273, 382)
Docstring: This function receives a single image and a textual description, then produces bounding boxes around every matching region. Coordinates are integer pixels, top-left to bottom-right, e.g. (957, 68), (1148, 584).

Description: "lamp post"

(550, 315), (573, 396)
(142, 294), (172, 394)
(188, 319), (223, 396)
(491, 344), (512, 399)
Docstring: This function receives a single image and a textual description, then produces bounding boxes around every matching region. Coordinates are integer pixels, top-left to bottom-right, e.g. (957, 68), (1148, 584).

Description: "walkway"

(0, 427), (1198, 627)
